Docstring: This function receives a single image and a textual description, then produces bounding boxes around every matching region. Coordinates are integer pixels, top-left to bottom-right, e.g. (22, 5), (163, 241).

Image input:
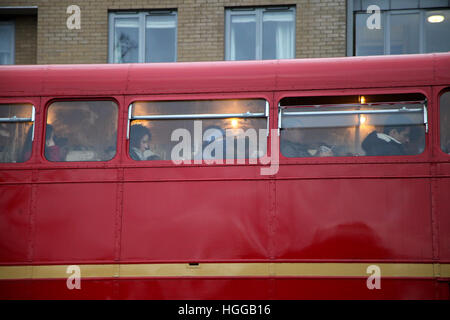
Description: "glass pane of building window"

(113, 18), (139, 63)
(226, 7), (295, 61)
(425, 10), (450, 53)
(355, 13), (384, 56)
(129, 99), (267, 161)
(262, 10), (295, 59)
(280, 95), (426, 158)
(0, 104), (33, 163)
(354, 8), (450, 56)
(440, 91), (450, 154)
(45, 101), (118, 162)
(145, 14), (177, 62)
(0, 22), (14, 65)
(390, 13), (420, 54)
(230, 14), (257, 60)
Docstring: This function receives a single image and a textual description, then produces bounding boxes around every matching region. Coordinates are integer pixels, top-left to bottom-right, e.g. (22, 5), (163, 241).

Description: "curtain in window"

(263, 11), (294, 59)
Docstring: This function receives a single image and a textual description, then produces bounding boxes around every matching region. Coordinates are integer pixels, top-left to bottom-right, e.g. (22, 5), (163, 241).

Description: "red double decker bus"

(0, 53), (449, 299)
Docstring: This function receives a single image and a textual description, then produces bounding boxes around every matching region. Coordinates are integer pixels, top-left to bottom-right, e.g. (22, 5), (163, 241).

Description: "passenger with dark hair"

(129, 124), (159, 160)
(20, 125), (33, 162)
(45, 124), (63, 161)
(362, 123), (411, 156)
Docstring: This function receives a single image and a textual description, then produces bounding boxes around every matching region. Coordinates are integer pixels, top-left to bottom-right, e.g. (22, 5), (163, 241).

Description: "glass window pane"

(46, 101), (118, 162)
(0, 23), (14, 65)
(130, 99), (267, 161)
(262, 10), (295, 59)
(230, 14), (256, 60)
(145, 14), (177, 62)
(132, 99), (266, 116)
(0, 104), (33, 163)
(113, 18), (139, 63)
(280, 99), (425, 157)
(425, 10), (450, 53)
(390, 13), (420, 54)
(440, 91), (450, 154)
(355, 13), (385, 56)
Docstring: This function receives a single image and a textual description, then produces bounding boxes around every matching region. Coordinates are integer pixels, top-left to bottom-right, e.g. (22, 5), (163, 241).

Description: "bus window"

(45, 101), (118, 162)
(279, 94), (427, 157)
(128, 99), (268, 161)
(0, 104), (35, 163)
(440, 90), (450, 154)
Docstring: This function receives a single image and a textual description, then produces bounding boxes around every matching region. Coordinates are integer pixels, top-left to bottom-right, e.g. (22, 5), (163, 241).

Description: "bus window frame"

(123, 92), (274, 167)
(436, 86), (450, 158)
(0, 97), (40, 165)
(42, 96), (122, 165)
(275, 87), (432, 164)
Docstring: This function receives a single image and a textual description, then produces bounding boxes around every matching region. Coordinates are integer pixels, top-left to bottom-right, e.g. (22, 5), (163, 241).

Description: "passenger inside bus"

(0, 122), (33, 163)
(44, 124), (63, 161)
(20, 126), (33, 162)
(280, 127), (336, 157)
(361, 123), (411, 156)
(129, 124), (160, 160)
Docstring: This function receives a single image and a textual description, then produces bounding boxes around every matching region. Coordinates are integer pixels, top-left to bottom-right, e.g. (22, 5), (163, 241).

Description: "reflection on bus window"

(0, 104), (34, 163)
(280, 95), (426, 158)
(45, 101), (118, 162)
(440, 90), (450, 154)
(129, 99), (268, 161)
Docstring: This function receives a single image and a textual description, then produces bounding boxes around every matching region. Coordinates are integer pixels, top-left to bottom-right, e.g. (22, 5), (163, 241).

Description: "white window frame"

(0, 20), (15, 65)
(108, 10), (177, 63)
(225, 6), (296, 61)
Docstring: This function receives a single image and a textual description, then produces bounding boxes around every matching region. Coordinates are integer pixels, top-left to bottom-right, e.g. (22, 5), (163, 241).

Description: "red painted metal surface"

(0, 54), (449, 299)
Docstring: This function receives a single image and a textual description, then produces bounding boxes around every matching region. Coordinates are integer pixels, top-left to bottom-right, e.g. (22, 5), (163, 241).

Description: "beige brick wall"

(2, 0), (346, 64)
(14, 15), (37, 64)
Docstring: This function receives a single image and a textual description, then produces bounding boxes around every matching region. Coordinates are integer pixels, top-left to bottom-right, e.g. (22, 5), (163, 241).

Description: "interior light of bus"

(360, 96), (366, 104)
(360, 115), (367, 124)
(231, 118), (239, 128)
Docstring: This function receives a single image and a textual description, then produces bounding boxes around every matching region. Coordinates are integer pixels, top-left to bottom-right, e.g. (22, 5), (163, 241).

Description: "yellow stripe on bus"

(0, 262), (448, 280)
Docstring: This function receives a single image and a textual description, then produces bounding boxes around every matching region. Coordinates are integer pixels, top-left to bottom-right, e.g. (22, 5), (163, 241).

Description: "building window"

(350, 1), (450, 56)
(109, 11), (177, 63)
(225, 7), (295, 61)
(0, 21), (15, 65)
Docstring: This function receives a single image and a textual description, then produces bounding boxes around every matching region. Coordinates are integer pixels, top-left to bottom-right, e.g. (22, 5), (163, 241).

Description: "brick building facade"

(0, 0), (346, 64)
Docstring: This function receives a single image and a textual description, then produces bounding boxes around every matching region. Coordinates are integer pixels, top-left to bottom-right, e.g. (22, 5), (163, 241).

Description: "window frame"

(0, 20), (15, 65)
(43, 98), (120, 163)
(438, 87), (450, 157)
(275, 88), (432, 164)
(0, 102), (35, 163)
(225, 6), (296, 61)
(124, 93), (273, 165)
(351, 6), (450, 56)
(108, 10), (178, 63)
